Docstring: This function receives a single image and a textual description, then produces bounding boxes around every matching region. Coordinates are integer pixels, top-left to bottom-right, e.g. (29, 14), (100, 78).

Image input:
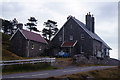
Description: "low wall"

(73, 54), (120, 66)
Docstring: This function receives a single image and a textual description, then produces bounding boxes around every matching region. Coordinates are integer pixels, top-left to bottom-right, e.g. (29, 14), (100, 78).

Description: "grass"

(53, 66), (120, 80)
(56, 58), (73, 66)
(3, 63), (59, 75)
(2, 33), (23, 61)
(7, 67), (119, 80)
(1, 33), (53, 61)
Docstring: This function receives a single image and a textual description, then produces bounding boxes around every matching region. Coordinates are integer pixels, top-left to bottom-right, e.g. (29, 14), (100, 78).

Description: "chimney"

(85, 12), (95, 33)
(17, 23), (23, 30)
(91, 15), (95, 33)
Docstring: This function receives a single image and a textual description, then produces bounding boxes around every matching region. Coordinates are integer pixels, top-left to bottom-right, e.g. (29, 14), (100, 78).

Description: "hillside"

(2, 33), (22, 60)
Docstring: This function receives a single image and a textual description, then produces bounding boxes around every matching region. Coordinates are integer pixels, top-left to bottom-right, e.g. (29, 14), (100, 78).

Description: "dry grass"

(56, 58), (73, 66)
(54, 66), (120, 80)
(2, 49), (22, 61)
(2, 33), (23, 61)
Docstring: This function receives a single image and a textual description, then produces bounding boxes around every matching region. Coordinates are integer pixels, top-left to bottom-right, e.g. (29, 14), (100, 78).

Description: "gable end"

(9, 28), (27, 40)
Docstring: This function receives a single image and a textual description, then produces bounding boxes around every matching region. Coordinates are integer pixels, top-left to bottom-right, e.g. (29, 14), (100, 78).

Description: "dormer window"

(70, 35), (73, 40)
(32, 43), (34, 49)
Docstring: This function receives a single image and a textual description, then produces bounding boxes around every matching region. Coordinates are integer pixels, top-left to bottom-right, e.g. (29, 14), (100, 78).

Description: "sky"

(0, 0), (119, 59)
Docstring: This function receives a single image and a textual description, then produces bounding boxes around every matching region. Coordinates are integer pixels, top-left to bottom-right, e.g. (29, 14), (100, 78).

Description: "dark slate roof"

(72, 16), (111, 49)
(10, 29), (48, 44)
(22, 29), (48, 44)
(61, 41), (77, 47)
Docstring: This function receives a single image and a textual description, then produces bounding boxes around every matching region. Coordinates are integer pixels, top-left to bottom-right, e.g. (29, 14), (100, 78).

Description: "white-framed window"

(102, 48), (104, 53)
(59, 35), (62, 41)
(106, 49), (109, 56)
(81, 34), (85, 40)
(70, 35), (73, 40)
(32, 43), (34, 49)
(80, 46), (84, 53)
(39, 46), (42, 50)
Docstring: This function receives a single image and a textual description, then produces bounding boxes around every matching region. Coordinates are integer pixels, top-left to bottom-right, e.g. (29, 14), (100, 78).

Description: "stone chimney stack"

(85, 12), (95, 33)
(17, 23), (23, 30)
(91, 15), (95, 33)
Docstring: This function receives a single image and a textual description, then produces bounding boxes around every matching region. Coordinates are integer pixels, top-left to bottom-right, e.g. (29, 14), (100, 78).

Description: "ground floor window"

(39, 46), (42, 50)
(32, 43), (34, 49)
(106, 49), (109, 56)
(80, 46), (84, 53)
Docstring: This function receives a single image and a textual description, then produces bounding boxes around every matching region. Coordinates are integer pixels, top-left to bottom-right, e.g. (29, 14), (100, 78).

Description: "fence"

(0, 58), (56, 66)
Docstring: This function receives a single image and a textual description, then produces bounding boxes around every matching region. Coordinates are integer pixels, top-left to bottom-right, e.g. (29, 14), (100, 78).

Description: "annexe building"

(10, 27), (48, 57)
(50, 12), (111, 58)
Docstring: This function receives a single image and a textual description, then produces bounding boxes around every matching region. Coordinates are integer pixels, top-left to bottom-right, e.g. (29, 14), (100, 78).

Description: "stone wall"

(73, 54), (120, 66)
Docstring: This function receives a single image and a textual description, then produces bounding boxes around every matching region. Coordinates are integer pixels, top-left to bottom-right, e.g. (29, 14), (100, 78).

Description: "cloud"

(1, 0), (118, 59)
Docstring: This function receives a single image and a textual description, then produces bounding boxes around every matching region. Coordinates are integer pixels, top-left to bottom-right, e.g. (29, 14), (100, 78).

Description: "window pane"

(32, 43), (34, 49)
(70, 35), (73, 40)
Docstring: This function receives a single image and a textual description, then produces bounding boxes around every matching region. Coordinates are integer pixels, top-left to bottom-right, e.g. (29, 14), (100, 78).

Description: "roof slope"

(10, 29), (48, 44)
(52, 16), (111, 49)
(72, 16), (111, 49)
(22, 29), (48, 44)
(61, 41), (77, 47)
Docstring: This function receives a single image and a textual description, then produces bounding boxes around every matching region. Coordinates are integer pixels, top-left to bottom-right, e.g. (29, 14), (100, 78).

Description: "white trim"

(39, 45), (42, 50)
(9, 28), (27, 40)
(72, 18), (94, 39)
(51, 16), (72, 41)
(73, 40), (77, 47)
(61, 40), (77, 47)
(61, 42), (65, 47)
(63, 26), (64, 42)
(27, 40), (30, 57)
(69, 35), (73, 40)
(9, 28), (19, 40)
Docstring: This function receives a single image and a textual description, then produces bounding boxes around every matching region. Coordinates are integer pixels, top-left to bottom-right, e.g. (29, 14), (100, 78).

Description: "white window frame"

(39, 46), (42, 50)
(106, 49), (109, 56)
(32, 43), (34, 49)
(81, 34), (85, 40)
(70, 35), (73, 40)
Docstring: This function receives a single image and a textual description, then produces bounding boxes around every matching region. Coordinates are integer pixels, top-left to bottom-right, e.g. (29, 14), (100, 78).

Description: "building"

(50, 12), (111, 58)
(10, 27), (48, 57)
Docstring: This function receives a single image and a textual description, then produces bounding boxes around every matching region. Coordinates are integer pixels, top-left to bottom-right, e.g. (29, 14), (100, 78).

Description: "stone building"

(50, 12), (111, 58)
(10, 28), (48, 57)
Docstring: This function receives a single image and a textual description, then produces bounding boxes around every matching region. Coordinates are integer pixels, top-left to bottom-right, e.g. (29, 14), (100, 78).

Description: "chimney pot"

(89, 12), (90, 15)
(85, 12), (95, 33)
(17, 23), (23, 30)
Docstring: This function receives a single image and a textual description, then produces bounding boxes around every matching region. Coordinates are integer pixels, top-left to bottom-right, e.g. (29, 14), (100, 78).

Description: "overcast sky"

(0, 0), (119, 59)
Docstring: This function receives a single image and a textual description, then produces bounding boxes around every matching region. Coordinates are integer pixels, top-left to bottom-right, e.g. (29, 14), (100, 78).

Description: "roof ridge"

(22, 29), (41, 36)
(72, 16), (111, 49)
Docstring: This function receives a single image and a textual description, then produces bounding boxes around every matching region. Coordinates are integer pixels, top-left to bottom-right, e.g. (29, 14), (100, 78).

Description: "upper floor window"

(32, 43), (34, 49)
(70, 35), (73, 40)
(59, 35), (62, 41)
(81, 34), (85, 40)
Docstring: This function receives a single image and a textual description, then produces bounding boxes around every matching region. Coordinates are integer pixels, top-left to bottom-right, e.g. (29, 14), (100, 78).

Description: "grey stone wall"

(11, 30), (27, 57)
(73, 54), (120, 66)
(50, 17), (94, 56)
(27, 40), (47, 57)
(10, 30), (47, 57)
